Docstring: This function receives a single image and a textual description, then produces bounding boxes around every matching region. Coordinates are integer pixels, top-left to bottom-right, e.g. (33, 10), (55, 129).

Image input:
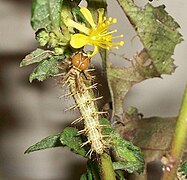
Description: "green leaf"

(29, 57), (59, 82)
(80, 168), (93, 180)
(87, 160), (101, 180)
(180, 161), (187, 175)
(80, 159), (100, 180)
(72, 7), (86, 23)
(24, 133), (62, 154)
(99, 118), (114, 136)
(111, 132), (145, 173)
(60, 127), (87, 157)
(116, 1), (183, 75)
(25, 127), (87, 156)
(31, 0), (63, 31)
(80, 174), (87, 180)
(99, 118), (144, 174)
(153, 5), (180, 29)
(108, 1), (183, 116)
(60, 0), (75, 33)
(20, 48), (53, 67)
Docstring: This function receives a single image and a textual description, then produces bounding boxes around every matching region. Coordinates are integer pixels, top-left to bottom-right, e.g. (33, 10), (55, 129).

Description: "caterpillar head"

(71, 52), (90, 71)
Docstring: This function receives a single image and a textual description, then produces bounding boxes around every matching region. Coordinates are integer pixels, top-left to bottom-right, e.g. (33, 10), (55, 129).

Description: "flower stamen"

(69, 7), (124, 57)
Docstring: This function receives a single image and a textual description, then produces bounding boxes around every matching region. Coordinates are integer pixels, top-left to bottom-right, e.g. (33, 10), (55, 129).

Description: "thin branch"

(162, 84), (187, 180)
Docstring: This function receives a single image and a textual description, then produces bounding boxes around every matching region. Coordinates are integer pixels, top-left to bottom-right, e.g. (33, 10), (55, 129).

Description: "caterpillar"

(62, 52), (106, 156)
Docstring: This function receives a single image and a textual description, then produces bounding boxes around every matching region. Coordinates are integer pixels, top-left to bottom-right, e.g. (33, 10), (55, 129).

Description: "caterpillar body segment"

(63, 52), (107, 155)
(68, 69), (106, 155)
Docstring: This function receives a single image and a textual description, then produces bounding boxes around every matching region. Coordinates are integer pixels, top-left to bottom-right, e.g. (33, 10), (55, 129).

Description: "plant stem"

(100, 153), (116, 180)
(162, 84), (187, 180)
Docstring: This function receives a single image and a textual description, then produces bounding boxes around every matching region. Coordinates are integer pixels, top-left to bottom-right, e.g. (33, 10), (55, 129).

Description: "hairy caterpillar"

(62, 52), (106, 155)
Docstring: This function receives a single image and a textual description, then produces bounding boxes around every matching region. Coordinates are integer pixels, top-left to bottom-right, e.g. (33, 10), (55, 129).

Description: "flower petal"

(70, 34), (90, 48)
(80, 7), (96, 28)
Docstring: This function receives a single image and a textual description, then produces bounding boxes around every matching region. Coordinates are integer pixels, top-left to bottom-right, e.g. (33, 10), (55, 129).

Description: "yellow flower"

(67, 8), (124, 57)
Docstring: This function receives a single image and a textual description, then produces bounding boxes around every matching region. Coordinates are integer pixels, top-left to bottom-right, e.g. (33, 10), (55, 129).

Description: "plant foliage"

(21, 0), (184, 179)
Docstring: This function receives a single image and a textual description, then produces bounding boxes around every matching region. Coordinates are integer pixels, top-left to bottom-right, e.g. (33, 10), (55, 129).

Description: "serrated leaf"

(29, 57), (59, 82)
(20, 48), (52, 67)
(153, 5), (180, 29)
(25, 127), (87, 156)
(24, 133), (62, 154)
(111, 132), (145, 173)
(107, 46), (176, 115)
(99, 118), (144, 173)
(117, 1), (183, 74)
(31, 0), (63, 31)
(60, 127), (87, 157)
(116, 116), (187, 164)
(108, 1), (183, 116)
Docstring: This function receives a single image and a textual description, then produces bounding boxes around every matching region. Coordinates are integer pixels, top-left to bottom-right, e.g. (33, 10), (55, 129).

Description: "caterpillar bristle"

(61, 80), (70, 88)
(99, 124), (110, 128)
(77, 128), (88, 135)
(59, 92), (72, 98)
(64, 104), (79, 112)
(85, 83), (98, 90)
(84, 71), (95, 79)
(86, 149), (94, 158)
(80, 96), (102, 106)
(102, 134), (110, 139)
(92, 111), (108, 115)
(81, 140), (90, 147)
(90, 96), (103, 101)
(71, 117), (84, 125)
(85, 68), (95, 71)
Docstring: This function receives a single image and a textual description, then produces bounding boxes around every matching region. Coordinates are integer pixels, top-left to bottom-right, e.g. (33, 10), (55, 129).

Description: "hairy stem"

(162, 84), (187, 180)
